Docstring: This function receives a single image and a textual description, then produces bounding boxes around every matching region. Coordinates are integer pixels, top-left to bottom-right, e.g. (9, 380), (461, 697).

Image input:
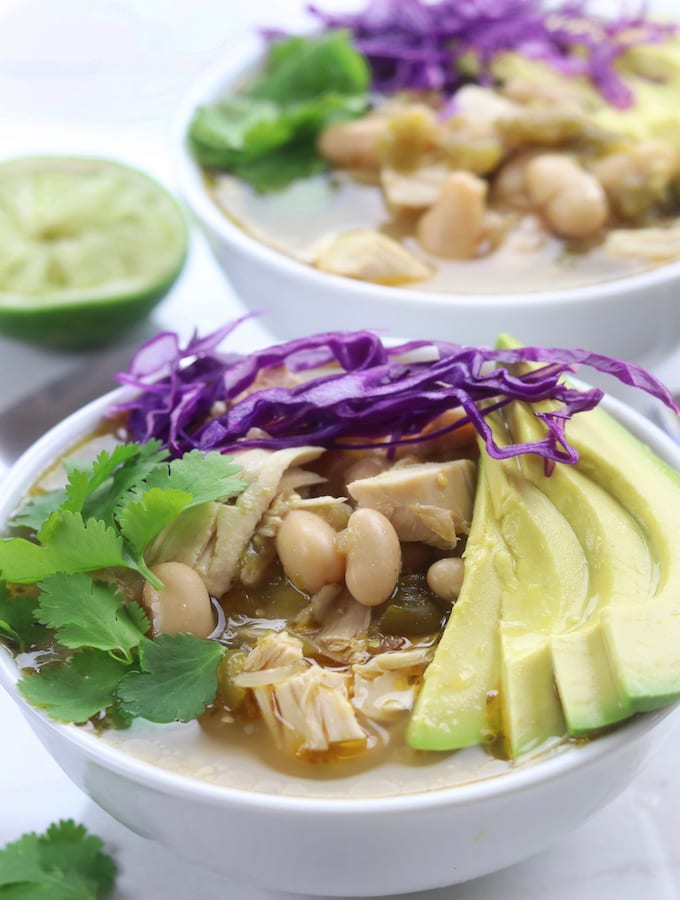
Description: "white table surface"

(1, 1), (680, 897)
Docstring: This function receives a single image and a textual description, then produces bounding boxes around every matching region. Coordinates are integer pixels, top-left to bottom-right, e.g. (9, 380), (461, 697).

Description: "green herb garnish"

(189, 31), (370, 192)
(0, 442), (246, 728)
(0, 443), (245, 589)
(0, 819), (116, 899)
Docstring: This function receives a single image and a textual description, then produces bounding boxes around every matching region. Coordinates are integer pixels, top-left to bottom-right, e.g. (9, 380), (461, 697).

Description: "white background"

(0, 1), (679, 897)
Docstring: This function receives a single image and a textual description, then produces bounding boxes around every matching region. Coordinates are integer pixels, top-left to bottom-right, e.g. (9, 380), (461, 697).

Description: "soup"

(191, 2), (680, 293)
(1, 324), (680, 785)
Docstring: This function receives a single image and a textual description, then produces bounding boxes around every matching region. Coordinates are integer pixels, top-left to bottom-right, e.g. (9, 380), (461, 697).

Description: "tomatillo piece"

(0, 155), (189, 349)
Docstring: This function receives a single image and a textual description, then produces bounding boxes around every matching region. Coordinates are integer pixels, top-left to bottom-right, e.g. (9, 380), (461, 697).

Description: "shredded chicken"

(237, 631), (367, 757)
(352, 647), (435, 721)
(316, 590), (372, 663)
(196, 446), (324, 596)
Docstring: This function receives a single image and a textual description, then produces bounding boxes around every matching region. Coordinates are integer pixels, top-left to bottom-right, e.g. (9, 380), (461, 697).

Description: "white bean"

(426, 557), (465, 603)
(317, 115), (388, 170)
(416, 172), (488, 259)
(341, 508), (401, 607)
(276, 510), (346, 595)
(525, 154), (608, 239)
(143, 561), (214, 638)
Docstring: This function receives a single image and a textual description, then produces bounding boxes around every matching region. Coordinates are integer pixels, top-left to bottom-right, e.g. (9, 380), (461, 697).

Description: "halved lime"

(0, 156), (189, 349)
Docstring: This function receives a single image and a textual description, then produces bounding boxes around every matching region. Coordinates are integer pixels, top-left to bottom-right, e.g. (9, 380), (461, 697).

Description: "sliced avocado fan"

(408, 335), (680, 758)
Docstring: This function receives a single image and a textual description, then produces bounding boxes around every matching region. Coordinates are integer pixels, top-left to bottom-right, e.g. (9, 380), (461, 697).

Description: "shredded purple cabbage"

(112, 321), (679, 472)
(306, 0), (676, 109)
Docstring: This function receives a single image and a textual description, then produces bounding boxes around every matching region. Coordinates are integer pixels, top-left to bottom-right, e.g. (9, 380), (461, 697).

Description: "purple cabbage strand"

(113, 321), (679, 472)
(305, 0), (677, 109)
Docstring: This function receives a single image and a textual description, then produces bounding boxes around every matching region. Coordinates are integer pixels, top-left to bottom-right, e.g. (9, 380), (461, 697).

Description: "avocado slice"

(504, 399), (653, 733)
(411, 338), (680, 756)
(409, 414), (590, 757)
(482, 421), (588, 757)
(566, 405), (680, 711)
(407, 457), (505, 751)
(499, 627), (565, 756)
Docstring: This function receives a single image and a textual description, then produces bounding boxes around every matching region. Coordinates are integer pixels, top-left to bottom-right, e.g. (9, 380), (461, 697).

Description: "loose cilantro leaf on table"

(0, 819), (116, 899)
(118, 634), (225, 722)
(18, 648), (133, 723)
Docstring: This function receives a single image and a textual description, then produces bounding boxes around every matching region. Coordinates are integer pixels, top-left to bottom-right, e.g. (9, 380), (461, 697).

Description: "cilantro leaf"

(141, 450), (246, 505)
(249, 32), (369, 105)
(232, 140), (329, 193)
(18, 649), (132, 722)
(87, 439), (169, 525)
(36, 573), (147, 657)
(189, 97), (294, 170)
(0, 583), (39, 651)
(0, 448), (246, 590)
(118, 634), (225, 722)
(9, 442), (168, 536)
(62, 443), (141, 513)
(11, 491), (67, 533)
(0, 513), (126, 584)
(116, 488), (194, 558)
(189, 31), (369, 192)
(0, 819), (116, 899)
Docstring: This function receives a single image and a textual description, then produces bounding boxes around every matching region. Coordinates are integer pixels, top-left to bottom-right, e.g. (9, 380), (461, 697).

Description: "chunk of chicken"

(416, 172), (488, 259)
(316, 589), (372, 663)
(348, 458), (477, 549)
(234, 630), (307, 688)
(271, 666), (367, 756)
(196, 446), (325, 597)
(314, 228), (431, 285)
(352, 647), (434, 721)
(438, 87), (515, 175)
(244, 639), (367, 757)
(393, 409), (477, 461)
(317, 114), (389, 171)
(453, 85), (519, 121)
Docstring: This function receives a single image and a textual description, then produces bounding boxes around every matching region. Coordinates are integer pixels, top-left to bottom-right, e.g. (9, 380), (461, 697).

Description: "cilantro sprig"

(0, 442), (245, 590)
(0, 441), (245, 728)
(0, 819), (116, 899)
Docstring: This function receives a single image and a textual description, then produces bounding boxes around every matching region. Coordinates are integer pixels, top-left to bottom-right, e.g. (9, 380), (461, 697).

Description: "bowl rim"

(1, 384), (679, 814)
(172, 40), (680, 313)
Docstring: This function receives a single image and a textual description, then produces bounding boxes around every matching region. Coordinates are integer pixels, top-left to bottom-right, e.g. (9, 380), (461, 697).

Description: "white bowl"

(173, 47), (680, 371)
(1, 386), (679, 896)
